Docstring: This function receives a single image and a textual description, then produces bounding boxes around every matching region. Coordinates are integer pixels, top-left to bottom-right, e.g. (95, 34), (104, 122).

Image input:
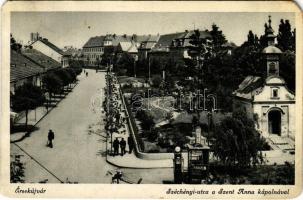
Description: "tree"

(11, 82), (45, 128)
(152, 75), (162, 88)
(115, 52), (135, 76)
(213, 109), (265, 167)
(210, 24), (227, 51)
(10, 34), (22, 52)
(277, 19), (294, 51)
(42, 72), (63, 103)
(244, 30), (259, 47)
(54, 69), (73, 90)
(136, 110), (155, 131)
(280, 51), (295, 91)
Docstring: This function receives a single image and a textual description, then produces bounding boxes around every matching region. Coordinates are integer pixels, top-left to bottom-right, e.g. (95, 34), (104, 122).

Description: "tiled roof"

(38, 38), (65, 55)
(108, 35), (133, 46)
(83, 36), (105, 48)
(118, 42), (138, 53)
(156, 32), (184, 48)
(22, 48), (61, 71)
(233, 76), (264, 99)
(147, 35), (160, 42)
(10, 50), (43, 83)
(155, 30), (212, 48)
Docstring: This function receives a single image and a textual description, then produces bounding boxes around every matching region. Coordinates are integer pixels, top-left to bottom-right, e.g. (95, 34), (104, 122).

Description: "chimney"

(30, 32), (39, 42)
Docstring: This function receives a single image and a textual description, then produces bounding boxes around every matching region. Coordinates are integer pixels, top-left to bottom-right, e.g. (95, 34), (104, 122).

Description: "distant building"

(22, 48), (61, 72)
(28, 33), (70, 68)
(116, 41), (138, 60)
(82, 34), (151, 67)
(82, 36), (105, 67)
(63, 46), (84, 62)
(233, 16), (295, 140)
(137, 34), (160, 61)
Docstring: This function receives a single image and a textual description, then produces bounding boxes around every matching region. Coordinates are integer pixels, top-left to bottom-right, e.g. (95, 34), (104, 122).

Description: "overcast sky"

(11, 12), (295, 49)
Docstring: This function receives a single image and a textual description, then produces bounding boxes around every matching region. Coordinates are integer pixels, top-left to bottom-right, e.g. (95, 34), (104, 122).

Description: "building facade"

(82, 36), (105, 67)
(29, 33), (69, 68)
(233, 17), (295, 140)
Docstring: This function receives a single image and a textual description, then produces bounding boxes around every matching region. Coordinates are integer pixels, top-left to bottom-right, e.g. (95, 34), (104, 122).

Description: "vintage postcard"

(0, 0), (302, 199)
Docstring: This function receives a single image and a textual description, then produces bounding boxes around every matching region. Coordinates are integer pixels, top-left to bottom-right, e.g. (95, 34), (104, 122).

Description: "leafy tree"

(69, 60), (83, 75)
(10, 34), (22, 52)
(42, 72), (63, 102)
(136, 110), (155, 130)
(277, 19), (294, 51)
(11, 83), (45, 127)
(210, 24), (227, 51)
(54, 69), (72, 89)
(152, 75), (162, 88)
(280, 51), (295, 91)
(243, 30), (259, 47)
(115, 52), (135, 76)
(213, 109), (265, 167)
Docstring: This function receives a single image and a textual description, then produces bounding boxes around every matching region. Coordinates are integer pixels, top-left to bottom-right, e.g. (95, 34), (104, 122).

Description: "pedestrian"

(47, 129), (55, 148)
(115, 112), (120, 125)
(86, 72), (88, 77)
(119, 138), (126, 156)
(111, 170), (123, 184)
(113, 138), (119, 156)
(128, 136), (134, 154)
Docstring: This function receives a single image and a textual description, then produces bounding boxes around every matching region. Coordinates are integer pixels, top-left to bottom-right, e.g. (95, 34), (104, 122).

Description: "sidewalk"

(11, 79), (80, 143)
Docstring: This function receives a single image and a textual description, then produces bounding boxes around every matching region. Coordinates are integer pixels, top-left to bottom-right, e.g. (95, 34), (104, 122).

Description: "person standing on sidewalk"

(127, 136), (134, 154)
(47, 130), (55, 148)
(120, 138), (126, 156)
(113, 138), (119, 156)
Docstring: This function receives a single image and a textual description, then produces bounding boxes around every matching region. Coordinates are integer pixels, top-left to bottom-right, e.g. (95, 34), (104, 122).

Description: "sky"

(11, 12), (295, 49)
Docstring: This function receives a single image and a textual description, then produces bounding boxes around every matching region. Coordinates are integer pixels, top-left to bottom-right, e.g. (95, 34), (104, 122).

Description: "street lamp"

(203, 88), (208, 111)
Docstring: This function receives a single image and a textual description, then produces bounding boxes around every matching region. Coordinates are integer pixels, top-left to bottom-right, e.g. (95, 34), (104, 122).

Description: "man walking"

(128, 136), (134, 154)
(113, 138), (119, 156)
(47, 129), (55, 148)
(120, 138), (126, 156)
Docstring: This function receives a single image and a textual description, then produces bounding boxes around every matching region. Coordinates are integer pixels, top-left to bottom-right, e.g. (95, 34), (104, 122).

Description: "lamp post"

(173, 146), (183, 184)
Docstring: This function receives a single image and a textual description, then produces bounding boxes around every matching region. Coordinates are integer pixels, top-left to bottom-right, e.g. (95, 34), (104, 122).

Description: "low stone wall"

(118, 85), (174, 160)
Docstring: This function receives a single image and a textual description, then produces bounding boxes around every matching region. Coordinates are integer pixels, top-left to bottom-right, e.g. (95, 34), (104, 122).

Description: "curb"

(105, 155), (173, 169)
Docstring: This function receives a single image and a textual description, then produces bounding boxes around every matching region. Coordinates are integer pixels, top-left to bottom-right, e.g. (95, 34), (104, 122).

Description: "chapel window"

(272, 88), (279, 99)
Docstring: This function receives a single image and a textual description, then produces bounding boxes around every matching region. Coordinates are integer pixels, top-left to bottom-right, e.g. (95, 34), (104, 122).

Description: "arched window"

(269, 62), (276, 74)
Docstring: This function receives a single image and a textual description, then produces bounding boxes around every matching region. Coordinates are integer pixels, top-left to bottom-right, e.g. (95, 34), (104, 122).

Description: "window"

(271, 88), (279, 99)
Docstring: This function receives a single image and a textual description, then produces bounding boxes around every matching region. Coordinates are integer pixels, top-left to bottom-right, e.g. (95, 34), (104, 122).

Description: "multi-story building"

(28, 33), (70, 68)
(82, 36), (105, 67)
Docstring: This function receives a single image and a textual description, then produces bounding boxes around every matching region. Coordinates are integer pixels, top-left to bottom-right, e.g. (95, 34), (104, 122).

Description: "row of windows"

(86, 54), (102, 59)
(84, 47), (104, 52)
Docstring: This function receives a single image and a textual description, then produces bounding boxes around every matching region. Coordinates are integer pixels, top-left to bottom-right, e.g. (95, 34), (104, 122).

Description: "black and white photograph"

(1, 0), (302, 199)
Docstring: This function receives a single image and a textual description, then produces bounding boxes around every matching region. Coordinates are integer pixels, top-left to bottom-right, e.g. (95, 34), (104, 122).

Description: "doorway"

(268, 110), (281, 135)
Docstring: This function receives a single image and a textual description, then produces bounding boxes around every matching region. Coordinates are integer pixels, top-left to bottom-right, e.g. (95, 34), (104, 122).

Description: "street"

(10, 69), (172, 184)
